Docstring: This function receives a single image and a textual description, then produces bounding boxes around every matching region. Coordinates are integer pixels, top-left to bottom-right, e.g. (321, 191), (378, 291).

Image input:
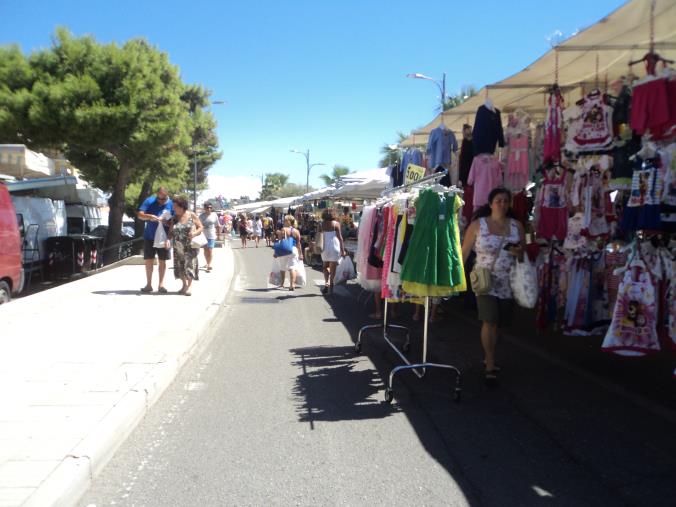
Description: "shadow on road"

(290, 345), (400, 428)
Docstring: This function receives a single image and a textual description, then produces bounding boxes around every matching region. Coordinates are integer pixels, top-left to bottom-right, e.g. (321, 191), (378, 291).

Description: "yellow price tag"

(405, 163), (426, 185)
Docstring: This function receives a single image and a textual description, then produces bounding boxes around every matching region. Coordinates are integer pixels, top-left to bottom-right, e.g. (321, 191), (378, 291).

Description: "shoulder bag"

(470, 234), (506, 295)
(273, 228), (294, 257)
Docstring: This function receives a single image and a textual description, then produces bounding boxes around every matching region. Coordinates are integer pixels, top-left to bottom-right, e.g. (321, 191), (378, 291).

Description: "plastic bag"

(509, 257), (538, 308)
(153, 221), (169, 249)
(334, 256), (356, 284)
(268, 258), (282, 287)
(295, 263), (307, 288)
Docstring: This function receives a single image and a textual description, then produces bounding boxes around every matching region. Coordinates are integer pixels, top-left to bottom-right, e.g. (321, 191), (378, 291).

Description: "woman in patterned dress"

(169, 196), (204, 296)
(462, 188), (525, 384)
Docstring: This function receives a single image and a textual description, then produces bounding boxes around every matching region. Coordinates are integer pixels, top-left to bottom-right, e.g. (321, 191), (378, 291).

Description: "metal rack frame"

(355, 177), (463, 403)
(355, 297), (462, 403)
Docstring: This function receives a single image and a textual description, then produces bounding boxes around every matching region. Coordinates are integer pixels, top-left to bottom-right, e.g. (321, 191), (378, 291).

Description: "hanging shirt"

(459, 138), (474, 184)
(401, 148), (424, 175)
(472, 105), (505, 155)
(426, 126), (458, 168)
(467, 154), (504, 209)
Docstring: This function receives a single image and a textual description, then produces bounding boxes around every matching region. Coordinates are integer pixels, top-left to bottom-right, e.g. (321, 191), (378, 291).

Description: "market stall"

(363, 0), (676, 399)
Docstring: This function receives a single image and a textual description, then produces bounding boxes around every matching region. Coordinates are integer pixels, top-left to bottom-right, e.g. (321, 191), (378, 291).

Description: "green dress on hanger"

(400, 188), (466, 297)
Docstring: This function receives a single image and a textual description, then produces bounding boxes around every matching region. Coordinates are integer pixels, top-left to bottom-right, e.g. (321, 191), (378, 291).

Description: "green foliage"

(276, 182), (313, 198)
(259, 172), (290, 200)
(0, 28), (221, 248)
(443, 85), (478, 111)
(319, 165), (351, 186)
(378, 132), (408, 167)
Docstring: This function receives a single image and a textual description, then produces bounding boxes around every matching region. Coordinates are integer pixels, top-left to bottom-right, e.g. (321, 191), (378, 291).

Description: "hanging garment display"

(459, 135), (474, 185)
(570, 158), (611, 239)
(564, 90), (614, 153)
(355, 205), (382, 292)
(426, 125), (458, 169)
(563, 252), (610, 336)
(536, 168), (568, 241)
(467, 154), (504, 210)
(504, 111), (531, 191)
(400, 188), (466, 297)
(602, 261), (661, 356)
(621, 157), (664, 232)
(630, 73), (676, 140)
(535, 246), (567, 330)
(472, 103), (505, 155)
(543, 87), (564, 164)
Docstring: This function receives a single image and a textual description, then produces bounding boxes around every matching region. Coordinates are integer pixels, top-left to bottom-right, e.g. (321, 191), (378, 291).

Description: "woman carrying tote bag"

(462, 187), (525, 384)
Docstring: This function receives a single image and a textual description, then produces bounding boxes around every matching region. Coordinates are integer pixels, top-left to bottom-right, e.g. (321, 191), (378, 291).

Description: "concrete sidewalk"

(0, 243), (235, 506)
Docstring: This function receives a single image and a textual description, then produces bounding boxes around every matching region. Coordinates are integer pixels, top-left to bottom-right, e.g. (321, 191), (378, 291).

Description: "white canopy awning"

(269, 196), (301, 208)
(400, 0), (676, 147)
(330, 168), (390, 200)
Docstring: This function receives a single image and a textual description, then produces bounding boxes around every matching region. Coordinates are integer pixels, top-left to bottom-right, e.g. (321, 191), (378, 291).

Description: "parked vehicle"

(11, 195), (67, 270)
(66, 203), (104, 234)
(0, 182), (23, 303)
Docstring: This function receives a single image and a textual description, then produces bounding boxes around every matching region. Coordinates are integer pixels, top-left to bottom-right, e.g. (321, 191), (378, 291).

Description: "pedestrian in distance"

(263, 213), (274, 247)
(276, 215), (304, 291)
(238, 214), (248, 248)
(461, 187), (525, 385)
(253, 215), (263, 247)
(319, 208), (346, 295)
(199, 203), (218, 271)
(169, 196), (204, 296)
(245, 215), (254, 241)
(137, 187), (173, 294)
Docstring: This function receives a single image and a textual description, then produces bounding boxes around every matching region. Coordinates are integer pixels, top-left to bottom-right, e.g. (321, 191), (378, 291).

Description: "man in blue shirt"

(137, 187), (173, 293)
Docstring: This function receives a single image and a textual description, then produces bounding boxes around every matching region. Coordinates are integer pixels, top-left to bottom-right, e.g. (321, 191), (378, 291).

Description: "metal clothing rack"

(355, 173), (463, 404)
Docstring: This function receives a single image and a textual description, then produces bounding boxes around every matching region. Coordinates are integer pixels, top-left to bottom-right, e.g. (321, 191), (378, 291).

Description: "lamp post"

(193, 100), (227, 211)
(406, 72), (446, 111)
(290, 148), (325, 192)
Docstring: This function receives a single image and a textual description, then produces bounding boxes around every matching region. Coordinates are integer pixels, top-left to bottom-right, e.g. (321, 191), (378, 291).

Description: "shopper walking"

(199, 203), (218, 271)
(263, 213), (274, 247)
(277, 215), (304, 291)
(137, 187), (173, 294)
(461, 187), (525, 384)
(169, 196), (204, 296)
(253, 215), (263, 247)
(319, 208), (345, 294)
(238, 214), (248, 248)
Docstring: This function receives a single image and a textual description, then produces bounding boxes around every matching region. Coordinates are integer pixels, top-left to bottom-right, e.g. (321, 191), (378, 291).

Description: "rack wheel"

(384, 388), (394, 404)
(453, 389), (462, 403)
(402, 342), (411, 354)
(354, 342), (362, 353)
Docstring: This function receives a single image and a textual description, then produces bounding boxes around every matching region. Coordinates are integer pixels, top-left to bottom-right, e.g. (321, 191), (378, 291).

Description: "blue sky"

(1, 0), (624, 198)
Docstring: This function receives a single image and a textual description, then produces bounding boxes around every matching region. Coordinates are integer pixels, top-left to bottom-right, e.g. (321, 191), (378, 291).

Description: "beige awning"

(400, 0), (676, 148)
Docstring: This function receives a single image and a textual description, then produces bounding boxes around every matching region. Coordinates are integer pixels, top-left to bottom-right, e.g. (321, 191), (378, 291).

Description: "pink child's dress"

(536, 169), (568, 241)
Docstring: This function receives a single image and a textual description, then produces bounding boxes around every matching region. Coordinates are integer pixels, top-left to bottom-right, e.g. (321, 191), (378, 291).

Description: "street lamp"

(290, 149), (325, 192)
(406, 72), (447, 111)
(193, 100), (227, 211)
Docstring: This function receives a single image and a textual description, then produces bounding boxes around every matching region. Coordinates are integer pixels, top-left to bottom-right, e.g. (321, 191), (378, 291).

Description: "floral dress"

(172, 215), (198, 281)
(474, 218), (520, 299)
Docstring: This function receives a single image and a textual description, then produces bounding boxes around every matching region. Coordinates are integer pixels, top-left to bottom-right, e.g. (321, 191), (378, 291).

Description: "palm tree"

(378, 132), (408, 167)
(319, 165), (351, 186)
(443, 85), (478, 111)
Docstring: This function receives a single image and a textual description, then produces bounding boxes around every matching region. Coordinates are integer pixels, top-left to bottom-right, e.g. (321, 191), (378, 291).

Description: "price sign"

(405, 163), (426, 185)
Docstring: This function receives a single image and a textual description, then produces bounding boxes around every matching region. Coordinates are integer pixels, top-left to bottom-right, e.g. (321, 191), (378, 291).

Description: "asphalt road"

(80, 242), (676, 507)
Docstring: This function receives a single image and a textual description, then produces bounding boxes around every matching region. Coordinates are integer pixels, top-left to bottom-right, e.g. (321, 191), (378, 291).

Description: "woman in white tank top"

(319, 208), (346, 294)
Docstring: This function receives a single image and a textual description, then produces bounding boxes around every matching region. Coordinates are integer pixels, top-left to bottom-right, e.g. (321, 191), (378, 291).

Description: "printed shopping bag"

(509, 257), (538, 308)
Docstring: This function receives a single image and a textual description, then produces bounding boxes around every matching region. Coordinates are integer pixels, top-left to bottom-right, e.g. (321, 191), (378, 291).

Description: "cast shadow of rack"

(290, 345), (400, 428)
